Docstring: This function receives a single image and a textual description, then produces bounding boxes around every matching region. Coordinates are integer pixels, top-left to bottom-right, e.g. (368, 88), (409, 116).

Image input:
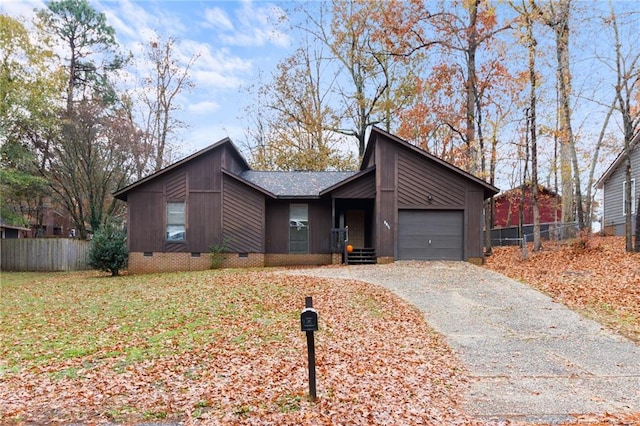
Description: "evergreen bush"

(88, 221), (127, 276)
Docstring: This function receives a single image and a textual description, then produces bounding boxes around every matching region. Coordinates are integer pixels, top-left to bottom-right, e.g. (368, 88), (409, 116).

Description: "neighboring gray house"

(596, 134), (639, 236)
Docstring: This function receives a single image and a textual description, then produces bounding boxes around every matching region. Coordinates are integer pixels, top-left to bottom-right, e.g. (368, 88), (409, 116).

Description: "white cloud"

(189, 45), (252, 90)
(187, 100), (220, 115)
(203, 7), (234, 31)
(202, 0), (291, 49)
(0, 0), (44, 21)
(192, 69), (245, 90)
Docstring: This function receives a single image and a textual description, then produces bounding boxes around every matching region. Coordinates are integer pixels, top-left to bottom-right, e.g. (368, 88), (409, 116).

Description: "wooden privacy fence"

(1, 238), (91, 271)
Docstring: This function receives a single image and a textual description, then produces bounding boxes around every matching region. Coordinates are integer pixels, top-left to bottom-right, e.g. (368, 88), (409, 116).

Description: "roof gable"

(364, 126), (499, 198)
(320, 166), (375, 196)
(114, 138), (249, 201)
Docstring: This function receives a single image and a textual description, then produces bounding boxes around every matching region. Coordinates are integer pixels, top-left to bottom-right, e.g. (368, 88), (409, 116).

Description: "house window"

(289, 203), (308, 254)
(623, 179), (636, 216)
(166, 202), (186, 241)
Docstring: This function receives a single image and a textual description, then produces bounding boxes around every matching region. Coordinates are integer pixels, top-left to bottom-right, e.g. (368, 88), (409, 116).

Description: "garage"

(397, 210), (464, 260)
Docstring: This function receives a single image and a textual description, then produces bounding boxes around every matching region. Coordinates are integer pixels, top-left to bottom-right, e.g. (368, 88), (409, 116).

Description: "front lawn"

(0, 269), (471, 424)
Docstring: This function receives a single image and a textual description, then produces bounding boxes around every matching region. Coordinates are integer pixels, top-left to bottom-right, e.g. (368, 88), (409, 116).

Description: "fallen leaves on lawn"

(0, 270), (476, 425)
(484, 236), (640, 343)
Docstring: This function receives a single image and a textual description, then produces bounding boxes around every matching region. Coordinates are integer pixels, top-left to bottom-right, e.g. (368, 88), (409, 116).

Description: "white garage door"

(398, 210), (464, 260)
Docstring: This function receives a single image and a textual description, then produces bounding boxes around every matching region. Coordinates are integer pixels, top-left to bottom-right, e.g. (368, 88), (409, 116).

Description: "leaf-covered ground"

(0, 269), (475, 425)
(484, 235), (640, 343)
(483, 236), (640, 425)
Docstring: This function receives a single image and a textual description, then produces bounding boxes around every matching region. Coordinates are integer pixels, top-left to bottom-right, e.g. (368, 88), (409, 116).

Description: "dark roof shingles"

(240, 171), (356, 197)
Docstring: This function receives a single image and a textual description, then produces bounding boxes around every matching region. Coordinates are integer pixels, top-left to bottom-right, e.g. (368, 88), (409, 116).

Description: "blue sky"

(2, 0), (638, 171)
(0, 0), (294, 155)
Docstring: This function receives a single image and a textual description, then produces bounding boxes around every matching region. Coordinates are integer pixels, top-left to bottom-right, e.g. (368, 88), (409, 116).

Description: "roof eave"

(275, 195), (322, 199)
(222, 169), (276, 198)
(596, 133), (640, 189)
(320, 166), (375, 196)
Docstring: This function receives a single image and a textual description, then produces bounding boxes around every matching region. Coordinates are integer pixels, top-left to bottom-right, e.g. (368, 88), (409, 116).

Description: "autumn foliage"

(1, 270), (473, 424)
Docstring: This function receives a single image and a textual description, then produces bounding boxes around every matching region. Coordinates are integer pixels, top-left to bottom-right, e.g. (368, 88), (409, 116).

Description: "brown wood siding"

(223, 176), (264, 253)
(332, 173), (376, 199)
(128, 190), (164, 252)
(309, 199), (332, 253)
(265, 201), (289, 253)
(164, 242), (186, 252)
(188, 151), (220, 191)
(165, 170), (186, 200)
(397, 150), (465, 208)
(375, 136), (397, 257)
(265, 199), (332, 254)
(466, 189), (484, 258)
(188, 192), (222, 252)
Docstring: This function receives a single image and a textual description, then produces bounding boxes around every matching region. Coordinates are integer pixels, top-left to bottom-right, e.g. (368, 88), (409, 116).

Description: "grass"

(0, 270), (294, 369)
(0, 269), (307, 423)
(0, 268), (470, 425)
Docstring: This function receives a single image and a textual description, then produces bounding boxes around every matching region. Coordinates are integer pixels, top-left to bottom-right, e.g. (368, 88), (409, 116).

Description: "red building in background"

(493, 184), (561, 228)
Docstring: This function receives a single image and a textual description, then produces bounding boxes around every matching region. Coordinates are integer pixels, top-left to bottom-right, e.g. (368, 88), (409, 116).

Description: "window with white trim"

(166, 202), (186, 241)
(623, 179), (636, 216)
(289, 203), (308, 253)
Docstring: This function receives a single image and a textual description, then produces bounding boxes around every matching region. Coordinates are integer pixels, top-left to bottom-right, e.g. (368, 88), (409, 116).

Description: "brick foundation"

(264, 253), (333, 267)
(128, 251), (481, 274)
(128, 252), (333, 274)
(468, 257), (484, 266)
(219, 253), (265, 269)
(128, 252), (265, 274)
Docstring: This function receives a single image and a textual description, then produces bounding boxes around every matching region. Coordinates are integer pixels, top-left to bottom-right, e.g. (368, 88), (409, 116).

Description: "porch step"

(347, 247), (377, 265)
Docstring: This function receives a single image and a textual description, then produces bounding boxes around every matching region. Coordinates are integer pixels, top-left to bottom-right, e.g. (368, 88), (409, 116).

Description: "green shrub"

(88, 221), (127, 276)
(209, 237), (232, 269)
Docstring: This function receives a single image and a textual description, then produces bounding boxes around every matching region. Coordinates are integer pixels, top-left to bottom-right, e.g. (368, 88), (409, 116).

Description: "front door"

(345, 209), (365, 248)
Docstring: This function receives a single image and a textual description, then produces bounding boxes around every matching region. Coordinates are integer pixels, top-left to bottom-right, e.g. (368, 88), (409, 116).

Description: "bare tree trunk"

(534, 0), (576, 231)
(465, 0), (480, 174)
(521, 110), (530, 244)
(554, 2), (576, 231)
(484, 131), (498, 255)
(525, 0), (542, 250)
(585, 98), (616, 232)
(624, 161), (633, 251)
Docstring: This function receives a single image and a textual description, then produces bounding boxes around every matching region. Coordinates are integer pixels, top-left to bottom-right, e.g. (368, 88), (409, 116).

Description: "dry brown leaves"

(484, 236), (640, 425)
(485, 236), (640, 425)
(0, 271), (476, 425)
(484, 236), (640, 343)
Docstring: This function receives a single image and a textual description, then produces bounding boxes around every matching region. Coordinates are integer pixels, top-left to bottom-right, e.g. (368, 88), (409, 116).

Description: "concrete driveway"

(286, 261), (640, 423)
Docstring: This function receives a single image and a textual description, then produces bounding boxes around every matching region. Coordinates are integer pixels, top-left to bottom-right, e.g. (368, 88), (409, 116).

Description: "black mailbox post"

(301, 296), (318, 401)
